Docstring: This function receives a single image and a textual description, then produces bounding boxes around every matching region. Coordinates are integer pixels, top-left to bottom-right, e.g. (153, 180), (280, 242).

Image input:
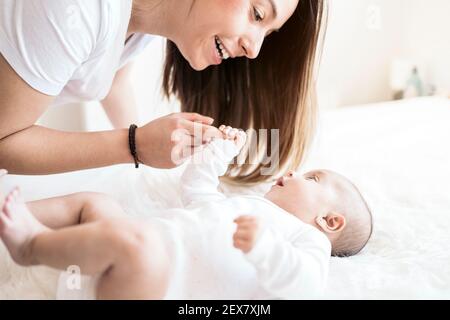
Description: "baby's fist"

(233, 215), (261, 254)
(219, 125), (247, 151)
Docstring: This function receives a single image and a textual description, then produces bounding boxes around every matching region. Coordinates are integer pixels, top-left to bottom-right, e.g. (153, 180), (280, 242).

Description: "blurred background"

(37, 0), (450, 131)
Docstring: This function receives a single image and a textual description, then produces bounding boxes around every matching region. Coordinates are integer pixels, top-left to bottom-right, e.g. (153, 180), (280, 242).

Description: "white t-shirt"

(0, 0), (155, 106)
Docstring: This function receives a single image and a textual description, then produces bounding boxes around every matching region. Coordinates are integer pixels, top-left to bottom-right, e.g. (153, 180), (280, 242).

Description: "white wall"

(401, 0), (450, 95)
(317, 0), (406, 108)
(318, 0), (450, 109)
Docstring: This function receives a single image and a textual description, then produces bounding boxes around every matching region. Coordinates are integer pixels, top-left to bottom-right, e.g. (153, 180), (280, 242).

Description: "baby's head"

(265, 170), (373, 257)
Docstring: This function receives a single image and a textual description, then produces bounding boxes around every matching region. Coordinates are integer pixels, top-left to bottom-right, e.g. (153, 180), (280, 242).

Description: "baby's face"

(265, 170), (341, 225)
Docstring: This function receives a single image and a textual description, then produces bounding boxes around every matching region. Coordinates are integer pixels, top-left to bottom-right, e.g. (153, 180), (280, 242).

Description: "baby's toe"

(4, 199), (13, 217)
(12, 188), (21, 202)
(0, 214), (10, 233)
(3, 190), (18, 216)
(4, 193), (13, 207)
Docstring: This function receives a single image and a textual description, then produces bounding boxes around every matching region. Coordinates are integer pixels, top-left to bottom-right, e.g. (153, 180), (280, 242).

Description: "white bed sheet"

(1, 97), (449, 299)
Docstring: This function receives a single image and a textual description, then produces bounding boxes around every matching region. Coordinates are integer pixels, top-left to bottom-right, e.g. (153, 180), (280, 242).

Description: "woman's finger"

(234, 215), (256, 223)
(173, 131), (204, 148)
(236, 224), (254, 231)
(179, 146), (203, 160)
(203, 126), (223, 141)
(179, 112), (214, 125)
(233, 239), (248, 248)
(190, 146), (204, 155)
(234, 231), (251, 241)
(182, 121), (222, 140)
(177, 143), (207, 161)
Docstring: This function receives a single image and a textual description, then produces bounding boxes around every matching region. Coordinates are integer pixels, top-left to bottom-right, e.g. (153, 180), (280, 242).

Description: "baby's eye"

(254, 7), (264, 22)
(307, 175), (319, 183)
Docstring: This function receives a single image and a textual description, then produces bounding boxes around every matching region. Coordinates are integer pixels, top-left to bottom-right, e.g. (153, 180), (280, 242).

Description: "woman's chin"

(188, 59), (209, 71)
(179, 46), (210, 71)
(186, 53), (212, 71)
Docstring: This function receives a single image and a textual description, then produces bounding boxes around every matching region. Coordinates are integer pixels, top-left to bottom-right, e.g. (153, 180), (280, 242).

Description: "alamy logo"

(170, 125), (280, 176)
(65, 265), (82, 290)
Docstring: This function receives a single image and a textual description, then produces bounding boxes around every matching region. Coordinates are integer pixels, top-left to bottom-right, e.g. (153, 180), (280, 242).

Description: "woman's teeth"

(215, 36), (230, 60)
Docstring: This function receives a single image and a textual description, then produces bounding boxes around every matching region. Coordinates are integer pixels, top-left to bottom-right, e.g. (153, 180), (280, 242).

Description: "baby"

(0, 126), (372, 300)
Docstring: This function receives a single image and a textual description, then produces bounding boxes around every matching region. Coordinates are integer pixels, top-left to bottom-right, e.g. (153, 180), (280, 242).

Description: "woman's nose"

(240, 35), (264, 59)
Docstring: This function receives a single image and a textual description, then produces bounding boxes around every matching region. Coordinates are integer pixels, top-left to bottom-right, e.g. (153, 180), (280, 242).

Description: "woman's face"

(177, 0), (299, 71)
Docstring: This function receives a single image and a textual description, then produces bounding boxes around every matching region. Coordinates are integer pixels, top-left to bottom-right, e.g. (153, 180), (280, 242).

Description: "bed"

(1, 96), (449, 299)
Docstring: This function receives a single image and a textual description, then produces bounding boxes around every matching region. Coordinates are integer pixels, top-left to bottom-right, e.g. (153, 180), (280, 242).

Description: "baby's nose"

(287, 171), (295, 178)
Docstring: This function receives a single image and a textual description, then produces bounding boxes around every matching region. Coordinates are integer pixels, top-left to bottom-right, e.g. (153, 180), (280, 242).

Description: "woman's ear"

(315, 212), (346, 234)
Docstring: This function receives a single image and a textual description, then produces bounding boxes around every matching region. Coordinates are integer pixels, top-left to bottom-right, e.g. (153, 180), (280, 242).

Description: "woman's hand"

(136, 112), (223, 169)
(233, 215), (262, 254)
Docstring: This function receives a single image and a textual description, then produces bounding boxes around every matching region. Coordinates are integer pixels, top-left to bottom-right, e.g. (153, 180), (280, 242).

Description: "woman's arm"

(0, 54), (222, 174)
(0, 126), (134, 175)
(101, 62), (139, 129)
(0, 53), (133, 174)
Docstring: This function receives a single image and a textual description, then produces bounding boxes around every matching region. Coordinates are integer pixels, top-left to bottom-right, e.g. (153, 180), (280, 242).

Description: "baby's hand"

(219, 125), (247, 151)
(233, 215), (261, 254)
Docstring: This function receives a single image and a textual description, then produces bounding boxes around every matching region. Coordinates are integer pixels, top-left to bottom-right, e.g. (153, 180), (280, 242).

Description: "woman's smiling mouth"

(214, 36), (231, 60)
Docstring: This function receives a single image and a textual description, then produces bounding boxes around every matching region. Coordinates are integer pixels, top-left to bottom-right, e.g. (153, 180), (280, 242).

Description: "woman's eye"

(254, 7), (263, 22)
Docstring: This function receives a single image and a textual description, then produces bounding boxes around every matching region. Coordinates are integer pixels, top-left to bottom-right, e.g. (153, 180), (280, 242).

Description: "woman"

(0, 0), (326, 182)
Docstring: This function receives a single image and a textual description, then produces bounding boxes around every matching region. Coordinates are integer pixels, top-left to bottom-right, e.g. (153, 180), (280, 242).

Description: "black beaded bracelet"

(129, 124), (140, 169)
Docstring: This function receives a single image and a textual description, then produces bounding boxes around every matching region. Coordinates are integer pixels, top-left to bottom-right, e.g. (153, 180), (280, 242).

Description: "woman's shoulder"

(0, 0), (132, 95)
(2, 0), (131, 43)
(96, 0), (134, 41)
(52, 0), (133, 45)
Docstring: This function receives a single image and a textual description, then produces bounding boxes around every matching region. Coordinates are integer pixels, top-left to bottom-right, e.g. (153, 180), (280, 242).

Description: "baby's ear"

(315, 212), (346, 234)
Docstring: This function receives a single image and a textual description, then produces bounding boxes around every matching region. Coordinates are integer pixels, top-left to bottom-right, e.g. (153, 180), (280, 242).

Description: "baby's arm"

(180, 126), (246, 206)
(233, 215), (331, 299)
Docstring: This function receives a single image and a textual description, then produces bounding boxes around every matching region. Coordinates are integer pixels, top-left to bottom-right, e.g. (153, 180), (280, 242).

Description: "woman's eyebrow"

(266, 0), (278, 19)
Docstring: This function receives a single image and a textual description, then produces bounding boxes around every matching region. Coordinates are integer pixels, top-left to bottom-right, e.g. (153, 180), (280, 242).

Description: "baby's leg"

(27, 192), (125, 229)
(0, 170), (123, 229)
(0, 189), (169, 299)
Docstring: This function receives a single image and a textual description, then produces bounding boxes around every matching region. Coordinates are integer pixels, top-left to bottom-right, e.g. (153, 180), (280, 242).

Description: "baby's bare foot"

(0, 187), (49, 266)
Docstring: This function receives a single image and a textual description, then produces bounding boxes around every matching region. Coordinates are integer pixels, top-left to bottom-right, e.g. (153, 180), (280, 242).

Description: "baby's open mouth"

(275, 177), (284, 187)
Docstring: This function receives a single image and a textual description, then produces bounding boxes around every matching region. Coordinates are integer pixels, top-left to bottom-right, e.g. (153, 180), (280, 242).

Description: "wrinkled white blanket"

(1, 97), (449, 299)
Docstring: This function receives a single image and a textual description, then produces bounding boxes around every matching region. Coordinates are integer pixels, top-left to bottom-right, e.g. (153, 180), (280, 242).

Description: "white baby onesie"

(57, 139), (331, 300)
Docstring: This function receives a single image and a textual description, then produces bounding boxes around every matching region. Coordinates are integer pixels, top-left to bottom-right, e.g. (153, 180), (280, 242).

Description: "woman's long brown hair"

(163, 0), (327, 184)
